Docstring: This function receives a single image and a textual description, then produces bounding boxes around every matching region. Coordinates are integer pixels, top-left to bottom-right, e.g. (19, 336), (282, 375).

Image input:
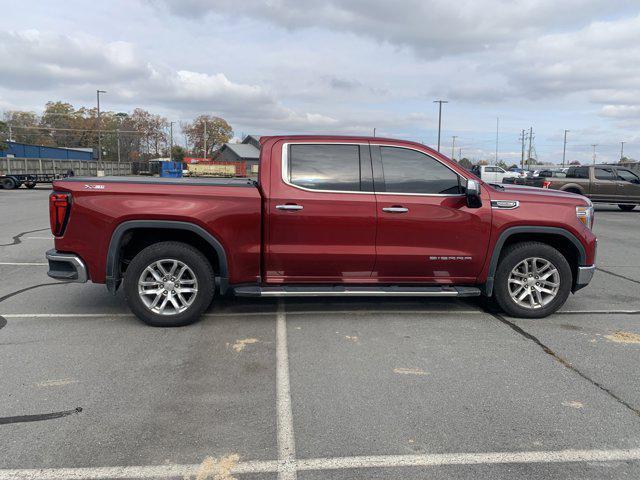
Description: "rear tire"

(618, 204), (636, 211)
(25, 182), (36, 189)
(1, 177), (16, 190)
(492, 242), (572, 318)
(123, 241), (215, 327)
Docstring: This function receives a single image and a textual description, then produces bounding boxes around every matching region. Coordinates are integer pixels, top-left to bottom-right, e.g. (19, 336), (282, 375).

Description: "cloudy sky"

(1, 0), (639, 163)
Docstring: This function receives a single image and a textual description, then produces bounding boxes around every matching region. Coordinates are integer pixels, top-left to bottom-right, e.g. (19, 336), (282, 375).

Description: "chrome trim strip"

(45, 250), (88, 283)
(491, 200), (520, 210)
(281, 142), (467, 197)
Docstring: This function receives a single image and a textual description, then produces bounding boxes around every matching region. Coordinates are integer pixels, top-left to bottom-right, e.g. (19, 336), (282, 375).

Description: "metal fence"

(0, 158), (133, 176)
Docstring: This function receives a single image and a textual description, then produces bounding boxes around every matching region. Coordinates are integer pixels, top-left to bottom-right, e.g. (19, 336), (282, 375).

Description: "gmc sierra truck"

(46, 136), (597, 326)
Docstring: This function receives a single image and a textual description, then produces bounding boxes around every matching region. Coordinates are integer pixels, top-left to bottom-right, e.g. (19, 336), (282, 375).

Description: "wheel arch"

(483, 226), (586, 296)
(106, 220), (229, 295)
(559, 183), (585, 194)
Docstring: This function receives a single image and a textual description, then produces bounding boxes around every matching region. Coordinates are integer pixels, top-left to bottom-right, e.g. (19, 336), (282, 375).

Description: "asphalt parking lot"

(1, 187), (639, 480)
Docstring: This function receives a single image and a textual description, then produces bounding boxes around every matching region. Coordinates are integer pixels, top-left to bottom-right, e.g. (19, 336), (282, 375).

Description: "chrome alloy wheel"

(137, 259), (198, 315)
(508, 257), (560, 309)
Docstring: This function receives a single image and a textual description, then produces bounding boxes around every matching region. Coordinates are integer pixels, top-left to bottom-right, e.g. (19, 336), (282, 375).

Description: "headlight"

(576, 205), (594, 230)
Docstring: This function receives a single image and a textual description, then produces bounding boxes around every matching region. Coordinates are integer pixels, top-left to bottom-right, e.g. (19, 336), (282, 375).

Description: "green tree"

(2, 111), (41, 144)
(457, 157), (472, 169)
(183, 115), (233, 158)
(0, 120), (7, 150)
(171, 145), (186, 162)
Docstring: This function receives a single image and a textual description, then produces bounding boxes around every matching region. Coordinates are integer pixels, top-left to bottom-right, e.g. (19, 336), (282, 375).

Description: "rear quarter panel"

(52, 181), (262, 284)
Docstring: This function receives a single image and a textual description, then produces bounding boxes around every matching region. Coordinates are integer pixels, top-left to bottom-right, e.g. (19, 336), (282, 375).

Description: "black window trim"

(372, 144), (466, 197)
(281, 142), (467, 197)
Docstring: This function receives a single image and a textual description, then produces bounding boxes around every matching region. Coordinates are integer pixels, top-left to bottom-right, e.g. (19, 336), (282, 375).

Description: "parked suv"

(46, 136), (597, 326)
(471, 165), (520, 184)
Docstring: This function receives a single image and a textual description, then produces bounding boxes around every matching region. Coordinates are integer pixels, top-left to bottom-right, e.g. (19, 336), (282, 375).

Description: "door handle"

(276, 204), (304, 211)
(382, 206), (409, 213)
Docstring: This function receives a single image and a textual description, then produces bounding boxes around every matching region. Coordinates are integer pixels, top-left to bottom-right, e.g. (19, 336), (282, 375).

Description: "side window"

(288, 144), (361, 191)
(567, 166), (589, 179)
(497, 167), (506, 173)
(594, 167), (615, 180)
(617, 169), (640, 183)
(379, 147), (461, 194)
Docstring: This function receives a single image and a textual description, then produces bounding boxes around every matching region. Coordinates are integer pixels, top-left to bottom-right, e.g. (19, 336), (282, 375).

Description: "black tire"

(492, 242), (572, 318)
(618, 204), (636, 212)
(123, 241), (215, 327)
(1, 177), (16, 190)
(25, 182), (36, 189)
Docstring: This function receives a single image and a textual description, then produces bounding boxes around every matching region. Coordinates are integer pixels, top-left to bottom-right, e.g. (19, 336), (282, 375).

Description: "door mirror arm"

(466, 179), (482, 208)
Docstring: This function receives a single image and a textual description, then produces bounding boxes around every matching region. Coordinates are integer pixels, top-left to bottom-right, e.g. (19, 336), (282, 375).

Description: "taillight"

(49, 192), (71, 237)
(542, 181), (551, 189)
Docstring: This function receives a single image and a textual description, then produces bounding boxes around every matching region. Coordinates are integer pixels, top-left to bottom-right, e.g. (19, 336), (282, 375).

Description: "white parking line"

(276, 300), (297, 480)
(0, 262), (47, 266)
(0, 448), (638, 479)
(0, 310), (484, 319)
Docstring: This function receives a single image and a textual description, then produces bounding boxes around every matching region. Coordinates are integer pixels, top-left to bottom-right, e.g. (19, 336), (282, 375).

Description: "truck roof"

(259, 135), (440, 154)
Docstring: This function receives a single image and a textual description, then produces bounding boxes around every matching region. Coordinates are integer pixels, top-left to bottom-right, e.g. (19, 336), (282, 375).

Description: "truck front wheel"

(618, 204), (636, 211)
(493, 242), (572, 318)
(123, 241), (215, 327)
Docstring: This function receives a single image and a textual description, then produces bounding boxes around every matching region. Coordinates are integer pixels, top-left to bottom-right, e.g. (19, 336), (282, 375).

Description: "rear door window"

(379, 147), (461, 194)
(288, 144), (362, 191)
(567, 167), (589, 179)
(594, 167), (615, 180)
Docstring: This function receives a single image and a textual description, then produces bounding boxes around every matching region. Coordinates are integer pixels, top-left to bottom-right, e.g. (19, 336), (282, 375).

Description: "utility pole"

(203, 120), (207, 159)
(520, 129), (526, 170)
(8, 124), (12, 142)
(620, 141), (626, 161)
(562, 129), (569, 167)
(96, 90), (106, 169)
(495, 117), (499, 165)
(433, 100), (448, 152)
(591, 144), (598, 164)
(116, 128), (121, 164)
(373, 127), (376, 137)
(451, 135), (457, 160)
(458, 147), (462, 159)
(527, 127), (533, 169)
(169, 121), (174, 162)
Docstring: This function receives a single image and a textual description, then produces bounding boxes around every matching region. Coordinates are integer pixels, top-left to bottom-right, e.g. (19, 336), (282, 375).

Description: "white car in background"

(471, 165), (520, 183)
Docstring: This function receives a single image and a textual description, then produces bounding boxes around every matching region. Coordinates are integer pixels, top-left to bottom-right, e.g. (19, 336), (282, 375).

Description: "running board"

(233, 285), (481, 298)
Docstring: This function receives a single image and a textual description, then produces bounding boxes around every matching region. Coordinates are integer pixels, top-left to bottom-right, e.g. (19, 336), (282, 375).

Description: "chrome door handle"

(276, 204), (304, 211)
(382, 207), (409, 213)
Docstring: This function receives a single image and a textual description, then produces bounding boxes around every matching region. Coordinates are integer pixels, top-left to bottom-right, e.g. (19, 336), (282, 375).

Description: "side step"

(233, 285), (481, 298)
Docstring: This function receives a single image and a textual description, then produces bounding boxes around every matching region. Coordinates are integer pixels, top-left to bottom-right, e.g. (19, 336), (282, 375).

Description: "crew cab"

(46, 136), (597, 326)
(542, 165), (640, 211)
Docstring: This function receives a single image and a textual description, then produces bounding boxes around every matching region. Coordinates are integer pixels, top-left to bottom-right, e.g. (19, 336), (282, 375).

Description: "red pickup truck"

(46, 135), (597, 326)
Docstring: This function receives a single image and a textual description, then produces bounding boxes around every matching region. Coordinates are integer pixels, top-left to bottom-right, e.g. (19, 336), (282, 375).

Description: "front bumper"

(46, 249), (88, 283)
(574, 265), (595, 291)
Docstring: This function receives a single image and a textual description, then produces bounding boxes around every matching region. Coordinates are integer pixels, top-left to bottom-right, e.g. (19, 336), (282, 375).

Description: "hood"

(491, 183), (589, 203)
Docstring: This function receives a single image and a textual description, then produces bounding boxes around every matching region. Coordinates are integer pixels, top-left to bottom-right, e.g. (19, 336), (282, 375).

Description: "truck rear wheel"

(123, 241), (215, 327)
(1, 177), (16, 190)
(618, 204), (636, 211)
(493, 242), (572, 318)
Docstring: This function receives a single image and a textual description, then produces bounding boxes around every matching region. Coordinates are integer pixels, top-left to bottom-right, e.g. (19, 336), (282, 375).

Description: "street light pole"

(433, 100), (448, 152)
(96, 89), (106, 169)
(451, 135), (457, 161)
(591, 144), (598, 165)
(562, 130), (569, 167)
(620, 141), (626, 162)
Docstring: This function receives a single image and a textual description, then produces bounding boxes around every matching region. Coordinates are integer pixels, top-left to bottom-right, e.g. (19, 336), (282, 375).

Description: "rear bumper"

(46, 249), (88, 283)
(574, 265), (595, 291)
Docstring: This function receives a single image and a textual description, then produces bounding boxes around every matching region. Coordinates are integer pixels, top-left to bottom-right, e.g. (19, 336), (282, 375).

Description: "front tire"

(618, 204), (636, 212)
(123, 241), (215, 327)
(493, 242), (572, 318)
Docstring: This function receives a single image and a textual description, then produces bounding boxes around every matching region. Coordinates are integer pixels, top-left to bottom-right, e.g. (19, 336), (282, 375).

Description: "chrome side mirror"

(466, 179), (482, 208)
